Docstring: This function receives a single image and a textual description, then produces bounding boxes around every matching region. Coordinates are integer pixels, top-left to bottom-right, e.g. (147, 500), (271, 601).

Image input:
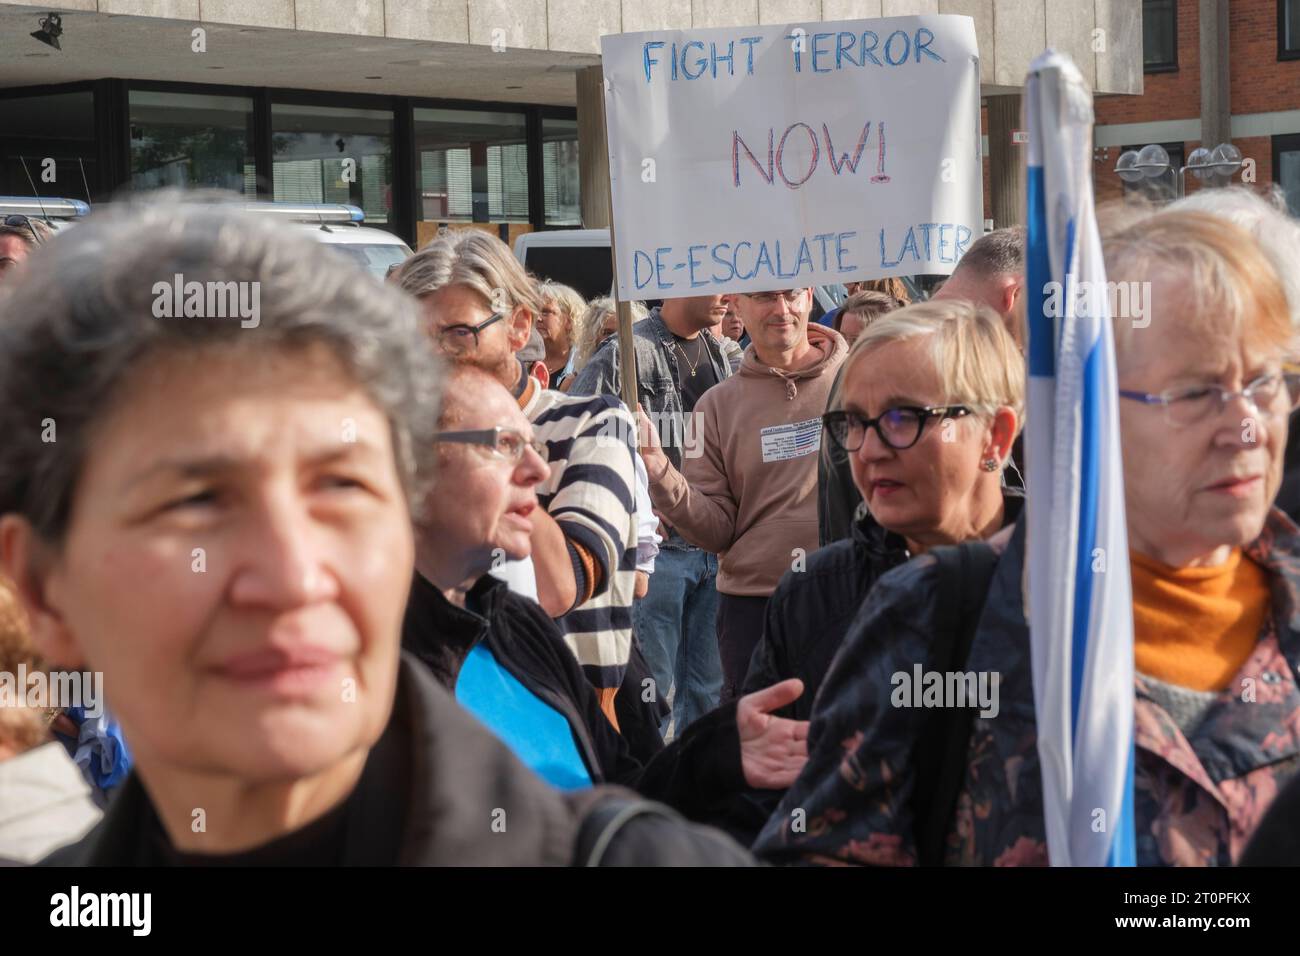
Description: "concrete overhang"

(0, 0), (1142, 104)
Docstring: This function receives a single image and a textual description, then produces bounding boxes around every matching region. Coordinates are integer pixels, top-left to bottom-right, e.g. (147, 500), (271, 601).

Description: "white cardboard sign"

(601, 15), (983, 300)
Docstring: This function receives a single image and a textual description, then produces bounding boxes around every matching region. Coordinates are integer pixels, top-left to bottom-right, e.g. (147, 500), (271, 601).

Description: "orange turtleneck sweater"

(1130, 548), (1270, 692)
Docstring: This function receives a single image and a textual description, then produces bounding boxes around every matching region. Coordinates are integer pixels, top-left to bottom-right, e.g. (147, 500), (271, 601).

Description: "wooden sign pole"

(598, 75), (640, 416)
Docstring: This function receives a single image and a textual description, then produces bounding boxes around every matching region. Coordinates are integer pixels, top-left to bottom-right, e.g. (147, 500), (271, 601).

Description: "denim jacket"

(568, 308), (732, 549)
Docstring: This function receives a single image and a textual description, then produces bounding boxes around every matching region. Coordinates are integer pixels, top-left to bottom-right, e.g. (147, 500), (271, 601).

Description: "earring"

(981, 457), (1000, 472)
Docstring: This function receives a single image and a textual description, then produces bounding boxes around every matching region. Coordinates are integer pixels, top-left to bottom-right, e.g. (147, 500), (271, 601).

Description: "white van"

(239, 202), (412, 279)
(513, 228), (614, 301)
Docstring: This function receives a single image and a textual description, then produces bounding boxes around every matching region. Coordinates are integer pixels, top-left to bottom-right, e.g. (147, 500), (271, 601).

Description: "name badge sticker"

(760, 417), (822, 463)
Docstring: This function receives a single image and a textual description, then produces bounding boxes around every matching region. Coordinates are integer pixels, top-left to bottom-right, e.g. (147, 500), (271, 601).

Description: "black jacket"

(402, 572), (748, 822)
(43, 654), (753, 866)
(744, 509), (908, 722)
(714, 492), (1024, 848)
(747, 491), (1026, 722)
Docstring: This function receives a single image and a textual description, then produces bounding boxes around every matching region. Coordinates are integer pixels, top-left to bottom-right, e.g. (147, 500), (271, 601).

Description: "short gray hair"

(0, 192), (443, 543)
(573, 296), (648, 373)
(397, 229), (542, 315)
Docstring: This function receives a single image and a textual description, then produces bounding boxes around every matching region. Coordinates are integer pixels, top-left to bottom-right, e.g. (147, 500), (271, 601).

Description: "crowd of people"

(1, 183), (1300, 866)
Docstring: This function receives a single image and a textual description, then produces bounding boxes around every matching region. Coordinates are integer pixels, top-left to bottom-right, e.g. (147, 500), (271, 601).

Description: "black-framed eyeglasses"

(432, 427), (547, 463)
(436, 312), (504, 353)
(1119, 372), (1300, 428)
(823, 405), (974, 452)
(2, 215), (43, 246)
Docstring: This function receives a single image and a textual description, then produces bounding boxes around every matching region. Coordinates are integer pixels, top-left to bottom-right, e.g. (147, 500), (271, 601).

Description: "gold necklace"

(676, 336), (704, 377)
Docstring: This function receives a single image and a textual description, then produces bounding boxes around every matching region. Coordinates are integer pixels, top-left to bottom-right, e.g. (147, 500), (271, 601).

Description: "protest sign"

(600, 15), (983, 300)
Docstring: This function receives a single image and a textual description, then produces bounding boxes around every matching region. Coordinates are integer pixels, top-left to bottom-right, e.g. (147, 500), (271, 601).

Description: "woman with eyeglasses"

(404, 365), (810, 818)
(758, 208), (1300, 867)
(709, 299), (1023, 843)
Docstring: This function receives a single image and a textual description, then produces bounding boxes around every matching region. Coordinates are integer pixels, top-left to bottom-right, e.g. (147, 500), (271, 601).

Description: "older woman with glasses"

(0, 196), (750, 866)
(404, 365), (809, 815)
(534, 280), (586, 389)
(758, 208), (1300, 868)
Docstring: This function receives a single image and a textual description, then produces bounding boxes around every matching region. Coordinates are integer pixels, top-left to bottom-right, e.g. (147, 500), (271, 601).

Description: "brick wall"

(1095, 0), (1202, 125)
(1091, 0), (1300, 200)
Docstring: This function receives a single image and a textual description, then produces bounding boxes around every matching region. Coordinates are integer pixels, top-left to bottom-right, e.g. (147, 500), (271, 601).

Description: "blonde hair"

(397, 229), (542, 316)
(537, 280), (586, 341)
(1100, 208), (1294, 365)
(844, 299), (1025, 429)
(857, 276), (913, 305)
(1172, 186), (1300, 330)
(0, 577), (48, 753)
(572, 296), (648, 374)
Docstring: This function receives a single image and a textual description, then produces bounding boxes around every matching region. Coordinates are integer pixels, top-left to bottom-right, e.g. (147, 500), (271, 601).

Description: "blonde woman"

(535, 280), (587, 390)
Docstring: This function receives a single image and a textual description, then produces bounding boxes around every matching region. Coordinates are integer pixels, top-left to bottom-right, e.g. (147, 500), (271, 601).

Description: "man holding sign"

(638, 288), (846, 703)
(604, 11), (980, 701)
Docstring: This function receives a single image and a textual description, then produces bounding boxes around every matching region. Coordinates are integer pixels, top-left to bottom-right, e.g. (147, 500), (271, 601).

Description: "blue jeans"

(633, 547), (722, 736)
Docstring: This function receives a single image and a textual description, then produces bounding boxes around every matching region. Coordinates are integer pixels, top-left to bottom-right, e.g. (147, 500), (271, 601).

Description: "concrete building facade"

(1, 1), (1143, 246)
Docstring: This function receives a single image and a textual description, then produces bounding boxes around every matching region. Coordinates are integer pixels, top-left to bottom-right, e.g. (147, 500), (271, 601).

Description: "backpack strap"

(571, 794), (682, 867)
(910, 540), (1000, 866)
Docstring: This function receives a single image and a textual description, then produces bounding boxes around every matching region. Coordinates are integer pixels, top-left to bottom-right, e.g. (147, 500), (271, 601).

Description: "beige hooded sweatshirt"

(649, 323), (848, 597)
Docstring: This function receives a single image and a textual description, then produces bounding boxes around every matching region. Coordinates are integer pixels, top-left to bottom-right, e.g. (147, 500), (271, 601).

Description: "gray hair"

(396, 229), (542, 315)
(573, 296), (648, 373)
(0, 192), (443, 543)
(1172, 185), (1300, 330)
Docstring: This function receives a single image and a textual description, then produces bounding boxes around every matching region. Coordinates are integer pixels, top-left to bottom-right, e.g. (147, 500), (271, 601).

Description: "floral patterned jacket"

(754, 511), (1300, 866)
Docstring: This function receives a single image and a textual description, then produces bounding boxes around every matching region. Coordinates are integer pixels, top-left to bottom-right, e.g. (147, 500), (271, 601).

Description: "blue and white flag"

(1024, 49), (1136, 867)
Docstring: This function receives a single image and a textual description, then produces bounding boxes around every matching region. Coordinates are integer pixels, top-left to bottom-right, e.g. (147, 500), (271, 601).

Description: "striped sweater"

(520, 378), (638, 699)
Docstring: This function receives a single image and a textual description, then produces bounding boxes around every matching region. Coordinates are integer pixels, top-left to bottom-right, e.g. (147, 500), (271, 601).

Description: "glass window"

(0, 90), (98, 200)
(1283, 0), (1300, 58)
(272, 103), (394, 230)
(1276, 135), (1300, 215)
(1143, 0), (1178, 72)
(129, 90), (255, 194)
(414, 107), (529, 225)
(543, 117), (581, 226)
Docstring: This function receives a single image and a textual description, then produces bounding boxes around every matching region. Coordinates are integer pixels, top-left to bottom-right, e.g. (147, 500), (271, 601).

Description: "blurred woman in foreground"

(0, 196), (749, 866)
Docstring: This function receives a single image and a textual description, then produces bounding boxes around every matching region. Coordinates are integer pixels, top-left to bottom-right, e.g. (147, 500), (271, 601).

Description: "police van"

(2, 198), (411, 281)
(238, 202), (413, 280)
(0, 196), (90, 235)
